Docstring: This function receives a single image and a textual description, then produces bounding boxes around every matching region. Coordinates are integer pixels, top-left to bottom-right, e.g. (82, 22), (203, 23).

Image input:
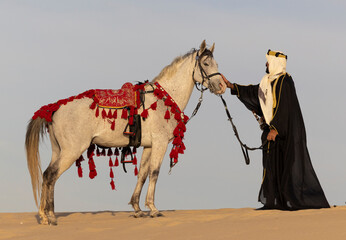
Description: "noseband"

(192, 49), (222, 93)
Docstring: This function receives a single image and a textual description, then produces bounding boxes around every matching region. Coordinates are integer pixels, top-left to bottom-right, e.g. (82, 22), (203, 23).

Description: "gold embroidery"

(235, 84), (240, 97)
(272, 74), (286, 119)
(262, 168), (266, 184)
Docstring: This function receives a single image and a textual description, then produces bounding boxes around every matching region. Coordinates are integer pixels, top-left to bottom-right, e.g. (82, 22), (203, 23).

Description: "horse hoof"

(150, 211), (163, 218)
(134, 211), (146, 218)
(49, 219), (58, 226)
(40, 217), (49, 225)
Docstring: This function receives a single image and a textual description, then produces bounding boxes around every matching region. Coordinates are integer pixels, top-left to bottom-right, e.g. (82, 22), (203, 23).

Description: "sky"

(0, 0), (345, 213)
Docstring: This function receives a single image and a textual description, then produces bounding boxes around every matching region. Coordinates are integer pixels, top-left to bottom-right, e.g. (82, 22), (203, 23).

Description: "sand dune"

(1, 206), (346, 240)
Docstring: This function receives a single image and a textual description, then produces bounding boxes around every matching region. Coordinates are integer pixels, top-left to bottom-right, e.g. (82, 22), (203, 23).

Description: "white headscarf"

(259, 50), (287, 124)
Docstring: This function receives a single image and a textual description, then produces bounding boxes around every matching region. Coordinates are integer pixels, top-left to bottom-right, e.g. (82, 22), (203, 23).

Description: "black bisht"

(231, 73), (330, 210)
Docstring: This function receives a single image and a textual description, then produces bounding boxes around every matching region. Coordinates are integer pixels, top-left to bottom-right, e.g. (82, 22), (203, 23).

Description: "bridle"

(192, 49), (223, 93)
(188, 49), (223, 122)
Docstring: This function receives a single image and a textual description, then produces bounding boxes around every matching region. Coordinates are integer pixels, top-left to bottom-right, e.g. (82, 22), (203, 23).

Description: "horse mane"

(153, 48), (197, 82)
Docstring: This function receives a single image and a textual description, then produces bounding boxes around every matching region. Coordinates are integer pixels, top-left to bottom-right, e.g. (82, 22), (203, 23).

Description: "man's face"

(265, 62), (269, 74)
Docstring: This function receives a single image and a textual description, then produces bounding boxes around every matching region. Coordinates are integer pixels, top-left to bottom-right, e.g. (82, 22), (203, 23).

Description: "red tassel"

(89, 169), (97, 179)
(111, 120), (115, 130)
(169, 148), (178, 159)
(108, 109), (113, 118)
(101, 148), (106, 156)
(95, 107), (99, 117)
(184, 115), (189, 123)
(141, 109), (149, 119)
(171, 104), (177, 114)
(178, 121), (186, 132)
(164, 109), (170, 120)
(88, 158), (96, 170)
(96, 147), (101, 157)
(87, 144), (95, 158)
(102, 108), (107, 119)
(121, 108), (128, 119)
(154, 88), (164, 99)
(112, 109), (117, 119)
(107, 148), (113, 156)
(110, 179), (115, 190)
(109, 157), (113, 167)
(134, 166), (138, 176)
(77, 166), (83, 178)
(130, 107), (135, 116)
(114, 156), (119, 167)
(165, 98), (173, 106)
(178, 147), (184, 154)
(174, 158), (178, 164)
(114, 148), (119, 156)
(90, 101), (97, 110)
(150, 102), (157, 110)
(129, 116), (134, 125)
(173, 136), (182, 146)
(110, 168), (114, 178)
(181, 141), (186, 150)
(173, 127), (180, 137)
(132, 147), (137, 154)
(174, 112), (182, 121)
(132, 155), (137, 165)
(76, 155), (84, 164)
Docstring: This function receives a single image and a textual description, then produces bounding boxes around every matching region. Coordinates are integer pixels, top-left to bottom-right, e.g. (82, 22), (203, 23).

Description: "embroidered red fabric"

(94, 83), (139, 109)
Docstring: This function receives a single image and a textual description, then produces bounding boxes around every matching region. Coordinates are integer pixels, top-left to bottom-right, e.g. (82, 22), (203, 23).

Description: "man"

(223, 50), (330, 210)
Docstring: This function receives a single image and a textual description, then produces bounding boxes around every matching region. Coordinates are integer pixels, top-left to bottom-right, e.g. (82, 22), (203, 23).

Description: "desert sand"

(1, 206), (346, 240)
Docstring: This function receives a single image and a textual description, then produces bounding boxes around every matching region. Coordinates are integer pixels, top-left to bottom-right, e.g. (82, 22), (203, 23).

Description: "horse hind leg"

(39, 161), (59, 225)
(39, 130), (87, 225)
(40, 149), (84, 225)
(39, 129), (60, 225)
(129, 147), (152, 218)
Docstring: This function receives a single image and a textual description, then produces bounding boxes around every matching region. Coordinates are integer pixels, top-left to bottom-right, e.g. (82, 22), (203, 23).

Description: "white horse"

(25, 40), (226, 225)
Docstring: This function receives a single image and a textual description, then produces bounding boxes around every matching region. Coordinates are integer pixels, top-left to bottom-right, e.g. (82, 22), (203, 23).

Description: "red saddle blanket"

(33, 82), (140, 122)
(94, 82), (139, 109)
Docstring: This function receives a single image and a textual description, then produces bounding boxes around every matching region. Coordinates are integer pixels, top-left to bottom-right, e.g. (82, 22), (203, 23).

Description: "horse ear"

(210, 43), (215, 53)
(199, 40), (206, 55)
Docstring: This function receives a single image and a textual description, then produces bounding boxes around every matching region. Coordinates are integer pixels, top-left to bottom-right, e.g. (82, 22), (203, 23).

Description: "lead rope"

(220, 95), (267, 165)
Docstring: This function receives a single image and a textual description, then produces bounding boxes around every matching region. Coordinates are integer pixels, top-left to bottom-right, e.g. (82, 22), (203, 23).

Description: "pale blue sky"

(1, 0), (345, 212)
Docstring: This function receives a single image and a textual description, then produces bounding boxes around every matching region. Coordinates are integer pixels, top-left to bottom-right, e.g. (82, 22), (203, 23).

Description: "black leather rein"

(220, 95), (268, 165)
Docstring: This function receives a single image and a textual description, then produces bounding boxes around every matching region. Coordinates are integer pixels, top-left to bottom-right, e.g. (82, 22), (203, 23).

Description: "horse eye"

(203, 62), (209, 66)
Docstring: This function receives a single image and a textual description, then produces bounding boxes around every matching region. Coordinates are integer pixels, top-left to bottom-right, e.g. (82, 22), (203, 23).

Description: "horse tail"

(25, 117), (47, 208)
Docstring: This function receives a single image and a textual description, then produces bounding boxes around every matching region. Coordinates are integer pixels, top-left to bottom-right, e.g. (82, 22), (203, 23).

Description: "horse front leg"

(129, 147), (152, 218)
(145, 140), (168, 217)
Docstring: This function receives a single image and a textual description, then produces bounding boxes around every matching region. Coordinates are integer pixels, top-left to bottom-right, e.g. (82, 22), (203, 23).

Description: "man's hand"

(267, 129), (278, 141)
(221, 74), (234, 90)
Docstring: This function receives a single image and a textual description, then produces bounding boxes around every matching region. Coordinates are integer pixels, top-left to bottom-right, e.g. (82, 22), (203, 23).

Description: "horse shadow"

(34, 210), (176, 224)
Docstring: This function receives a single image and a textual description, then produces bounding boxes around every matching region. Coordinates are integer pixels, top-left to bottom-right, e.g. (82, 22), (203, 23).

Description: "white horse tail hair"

(25, 117), (47, 208)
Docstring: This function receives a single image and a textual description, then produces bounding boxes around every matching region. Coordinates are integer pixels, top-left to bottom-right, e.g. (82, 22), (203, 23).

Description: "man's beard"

(265, 65), (269, 74)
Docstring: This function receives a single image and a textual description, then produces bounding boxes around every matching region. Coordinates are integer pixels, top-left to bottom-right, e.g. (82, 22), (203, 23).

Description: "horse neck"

(155, 55), (196, 111)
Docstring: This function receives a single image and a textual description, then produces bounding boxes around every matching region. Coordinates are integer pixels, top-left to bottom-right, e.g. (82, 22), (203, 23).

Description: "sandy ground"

(1, 206), (346, 240)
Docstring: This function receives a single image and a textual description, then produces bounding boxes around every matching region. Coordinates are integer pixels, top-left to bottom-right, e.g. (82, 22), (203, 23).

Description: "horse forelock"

(153, 48), (198, 82)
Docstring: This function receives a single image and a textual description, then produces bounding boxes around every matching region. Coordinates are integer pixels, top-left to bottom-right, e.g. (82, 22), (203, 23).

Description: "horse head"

(193, 40), (227, 95)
